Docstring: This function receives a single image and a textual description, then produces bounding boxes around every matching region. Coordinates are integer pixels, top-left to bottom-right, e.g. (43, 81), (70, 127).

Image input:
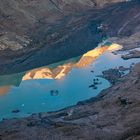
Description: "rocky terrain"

(0, 0), (140, 140)
(99, 66), (130, 85)
(0, 0), (140, 74)
(122, 50), (140, 60)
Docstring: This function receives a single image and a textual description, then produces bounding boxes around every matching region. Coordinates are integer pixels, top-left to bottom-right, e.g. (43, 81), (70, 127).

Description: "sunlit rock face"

(22, 44), (122, 80)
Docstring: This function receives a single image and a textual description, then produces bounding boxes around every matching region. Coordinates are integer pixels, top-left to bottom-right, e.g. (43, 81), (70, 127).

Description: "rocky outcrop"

(122, 50), (140, 60)
(0, 0), (140, 74)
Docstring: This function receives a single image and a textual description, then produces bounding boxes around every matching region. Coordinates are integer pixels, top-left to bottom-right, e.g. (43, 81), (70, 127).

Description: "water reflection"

(0, 43), (122, 96)
(22, 43), (122, 80)
(1, 43), (140, 120)
(0, 73), (25, 96)
(0, 86), (11, 96)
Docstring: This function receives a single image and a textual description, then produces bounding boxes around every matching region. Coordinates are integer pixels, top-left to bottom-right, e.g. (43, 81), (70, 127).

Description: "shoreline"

(1, 61), (140, 140)
(0, 44), (140, 120)
(0, 43), (140, 140)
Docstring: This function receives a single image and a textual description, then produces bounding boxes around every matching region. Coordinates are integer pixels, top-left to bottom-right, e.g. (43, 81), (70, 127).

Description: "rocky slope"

(0, 0), (140, 74)
(0, 1), (140, 140)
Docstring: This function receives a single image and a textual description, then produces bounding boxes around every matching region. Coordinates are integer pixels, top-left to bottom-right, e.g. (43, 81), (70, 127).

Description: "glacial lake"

(0, 44), (140, 120)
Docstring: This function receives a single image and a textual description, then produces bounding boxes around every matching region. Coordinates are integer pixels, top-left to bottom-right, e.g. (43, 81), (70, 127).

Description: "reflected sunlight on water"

(0, 43), (139, 120)
(22, 43), (122, 80)
(0, 86), (11, 96)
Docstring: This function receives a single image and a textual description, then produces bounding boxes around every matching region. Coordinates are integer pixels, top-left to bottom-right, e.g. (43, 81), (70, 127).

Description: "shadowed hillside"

(0, 0), (140, 75)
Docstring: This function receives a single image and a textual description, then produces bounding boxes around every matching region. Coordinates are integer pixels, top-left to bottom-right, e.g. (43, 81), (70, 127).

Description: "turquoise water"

(0, 50), (140, 120)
